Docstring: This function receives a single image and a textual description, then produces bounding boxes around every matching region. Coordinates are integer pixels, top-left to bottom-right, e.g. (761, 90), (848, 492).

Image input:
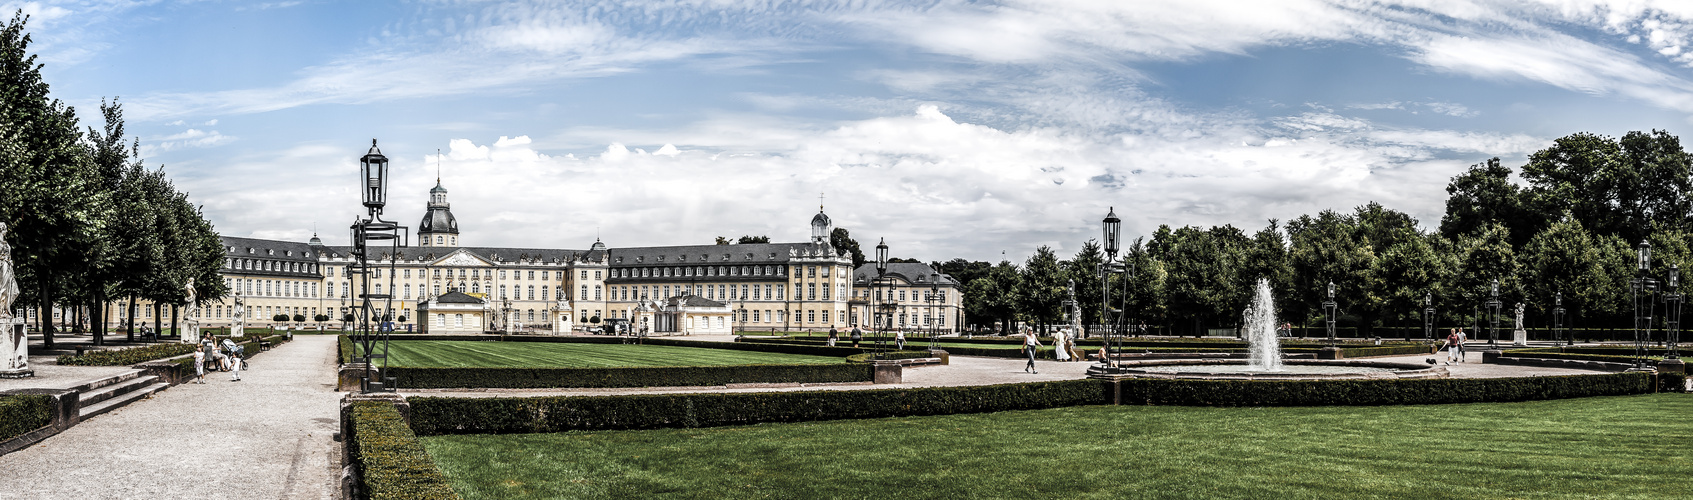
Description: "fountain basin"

(1087, 359), (1447, 381)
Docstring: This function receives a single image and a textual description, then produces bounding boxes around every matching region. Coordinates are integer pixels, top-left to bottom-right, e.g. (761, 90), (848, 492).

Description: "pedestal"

(1657, 358), (1686, 375)
(1318, 346), (1344, 360)
(2, 321), (32, 378)
(1512, 329), (1527, 346)
(927, 349), (950, 365)
(1482, 349), (1503, 363)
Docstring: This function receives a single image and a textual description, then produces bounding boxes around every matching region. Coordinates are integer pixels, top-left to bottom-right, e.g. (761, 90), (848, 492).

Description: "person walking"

(1455, 327), (1469, 363)
(1443, 328), (1462, 364)
(850, 326), (862, 348)
(827, 327), (838, 347)
(1022, 327), (1041, 374)
(895, 330), (906, 350)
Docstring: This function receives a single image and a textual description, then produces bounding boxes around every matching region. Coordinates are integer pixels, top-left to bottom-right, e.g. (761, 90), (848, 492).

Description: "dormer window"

(657, 255), (665, 262)
(247, 248), (254, 254)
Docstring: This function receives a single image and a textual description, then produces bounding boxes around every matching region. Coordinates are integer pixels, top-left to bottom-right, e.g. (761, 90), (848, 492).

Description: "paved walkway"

(0, 335), (342, 499)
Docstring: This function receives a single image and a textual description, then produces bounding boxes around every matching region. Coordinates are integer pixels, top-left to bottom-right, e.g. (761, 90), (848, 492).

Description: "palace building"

(95, 180), (964, 335)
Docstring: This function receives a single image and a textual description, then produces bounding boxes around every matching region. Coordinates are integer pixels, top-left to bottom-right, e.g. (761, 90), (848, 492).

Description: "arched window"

(528, 285), (535, 300)
(542, 286), (549, 300)
(436, 236), (443, 244)
(580, 285), (587, 300)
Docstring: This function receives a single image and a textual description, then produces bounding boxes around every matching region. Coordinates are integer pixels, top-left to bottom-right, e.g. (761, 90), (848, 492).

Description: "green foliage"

(829, 227), (865, 269)
(1018, 245), (1068, 330)
(407, 379), (1107, 435)
(385, 340), (846, 369)
(734, 235), (769, 244)
(272, 314), (288, 321)
(315, 314), (330, 322)
(390, 364), (873, 389)
(844, 350), (934, 362)
(347, 401), (460, 500)
(0, 394), (52, 442)
(1116, 372), (1653, 406)
(56, 341), (197, 366)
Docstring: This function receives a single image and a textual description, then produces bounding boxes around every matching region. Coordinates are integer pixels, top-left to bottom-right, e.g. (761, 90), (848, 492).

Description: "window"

(753, 310), (761, 322)
(433, 285), (441, 295)
(581, 270), (587, 279)
(777, 286), (784, 300)
(501, 270), (507, 279)
(436, 236), (443, 244)
(404, 285), (412, 299)
(807, 310), (815, 323)
(594, 285), (602, 300)
(580, 285), (587, 300)
(433, 269), (441, 278)
(500, 285), (507, 298)
(435, 314), (445, 326)
(405, 269), (411, 278)
(822, 285), (829, 301)
(542, 286), (549, 300)
(793, 266), (801, 276)
(528, 286), (535, 300)
(542, 271), (549, 281)
(808, 266), (816, 278)
(822, 267), (830, 278)
(899, 290), (906, 301)
(595, 271), (602, 279)
(471, 283), (480, 294)
(472, 270), (480, 279)
(528, 271), (535, 280)
(528, 310), (535, 322)
(765, 285), (772, 300)
(327, 267), (334, 277)
(823, 310), (830, 323)
(454, 314), (464, 327)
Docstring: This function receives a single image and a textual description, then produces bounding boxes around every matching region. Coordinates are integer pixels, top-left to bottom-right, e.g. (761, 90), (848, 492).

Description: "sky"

(17, 0), (1693, 264)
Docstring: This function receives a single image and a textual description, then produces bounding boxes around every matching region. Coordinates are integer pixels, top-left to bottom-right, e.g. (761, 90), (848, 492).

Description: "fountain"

(1086, 277), (1447, 380)
(1243, 278), (1282, 372)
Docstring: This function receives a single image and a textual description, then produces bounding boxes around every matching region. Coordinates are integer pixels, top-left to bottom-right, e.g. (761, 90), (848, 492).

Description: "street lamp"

(1485, 278), (1502, 347)
(1633, 241), (1657, 369)
(928, 272), (941, 350)
(1323, 281), (1337, 344)
(1668, 265), (1682, 359)
(1422, 292), (1434, 341)
(349, 139), (409, 393)
(875, 238), (889, 359)
(1098, 208), (1127, 368)
(1554, 291), (1567, 346)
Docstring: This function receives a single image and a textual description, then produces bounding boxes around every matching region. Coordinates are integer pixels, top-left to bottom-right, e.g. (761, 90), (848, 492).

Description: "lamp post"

(1632, 241), (1657, 369)
(1323, 281), (1337, 344)
(1422, 292), (1434, 341)
(1554, 291), (1568, 346)
(875, 238), (889, 360)
(348, 139), (410, 393)
(1097, 208), (1127, 368)
(1668, 265), (1682, 360)
(1485, 279), (1502, 347)
(928, 272), (941, 350)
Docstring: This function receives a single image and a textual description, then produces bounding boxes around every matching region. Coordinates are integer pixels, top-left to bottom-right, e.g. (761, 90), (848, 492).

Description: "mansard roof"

(221, 236), (322, 262)
(434, 291), (485, 304)
(606, 241), (840, 267)
(852, 262), (960, 287)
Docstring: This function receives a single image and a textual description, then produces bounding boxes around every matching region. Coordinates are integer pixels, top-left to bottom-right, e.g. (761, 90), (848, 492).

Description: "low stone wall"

(0, 389), (79, 457)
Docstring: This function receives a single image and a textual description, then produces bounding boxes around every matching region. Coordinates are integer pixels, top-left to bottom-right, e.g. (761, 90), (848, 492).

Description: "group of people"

(189, 332), (246, 383)
(1441, 327), (1470, 364)
(1020, 327), (1086, 374)
(826, 327), (866, 348)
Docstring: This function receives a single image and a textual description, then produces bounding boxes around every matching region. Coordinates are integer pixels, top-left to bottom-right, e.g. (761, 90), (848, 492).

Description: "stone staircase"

(72, 370), (170, 420)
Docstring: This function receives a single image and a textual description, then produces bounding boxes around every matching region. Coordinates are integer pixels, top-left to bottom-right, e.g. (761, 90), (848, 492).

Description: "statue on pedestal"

(1514, 302), (1525, 331)
(181, 278), (199, 343)
(231, 292), (246, 339)
(1, 222), (31, 377)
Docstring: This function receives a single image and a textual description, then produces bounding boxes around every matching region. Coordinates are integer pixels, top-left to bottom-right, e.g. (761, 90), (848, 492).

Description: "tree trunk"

(92, 296), (104, 346)
(171, 304), (178, 340)
(37, 278), (55, 350)
(126, 295), (137, 342)
(153, 302), (162, 341)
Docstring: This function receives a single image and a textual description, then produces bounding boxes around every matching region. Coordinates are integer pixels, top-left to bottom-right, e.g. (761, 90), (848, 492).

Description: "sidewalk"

(0, 335), (342, 499)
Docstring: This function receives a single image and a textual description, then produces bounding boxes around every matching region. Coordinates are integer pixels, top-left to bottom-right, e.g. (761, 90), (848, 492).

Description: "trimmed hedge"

(347, 401), (459, 500)
(407, 379), (1108, 435)
(1114, 372), (1655, 407)
(1661, 373), (1688, 393)
(389, 363), (874, 389)
(57, 342), (198, 366)
(0, 394), (52, 442)
(846, 350), (935, 363)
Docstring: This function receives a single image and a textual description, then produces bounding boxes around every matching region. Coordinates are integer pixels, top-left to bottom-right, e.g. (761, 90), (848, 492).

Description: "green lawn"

(382, 340), (846, 368)
(421, 394), (1693, 499)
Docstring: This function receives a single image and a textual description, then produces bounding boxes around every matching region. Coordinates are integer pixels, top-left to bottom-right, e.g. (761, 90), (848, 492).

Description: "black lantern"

(875, 238), (888, 276)
(360, 139), (389, 213)
(1639, 241), (1653, 272)
(1102, 207), (1121, 259)
(1672, 264), (1680, 289)
(1327, 281), (1335, 300)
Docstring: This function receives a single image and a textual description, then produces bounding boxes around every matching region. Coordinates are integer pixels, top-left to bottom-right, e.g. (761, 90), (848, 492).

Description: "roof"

(319, 246), (590, 264)
(434, 291), (485, 304)
(606, 241), (839, 267)
(668, 295), (727, 308)
(419, 205), (458, 235)
(852, 262), (959, 286)
(222, 236), (322, 261)
(430, 180), (447, 194)
(810, 210), (831, 227)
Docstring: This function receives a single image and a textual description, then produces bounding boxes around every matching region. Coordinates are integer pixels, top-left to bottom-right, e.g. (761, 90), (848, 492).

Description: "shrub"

(315, 314), (330, 322)
(1113, 372), (1655, 407)
(389, 363), (873, 389)
(1660, 372), (1687, 393)
(272, 314), (288, 322)
(408, 379), (1108, 436)
(347, 401), (459, 499)
(57, 342), (197, 366)
(846, 351), (934, 363)
(293, 314), (306, 322)
(0, 394), (52, 442)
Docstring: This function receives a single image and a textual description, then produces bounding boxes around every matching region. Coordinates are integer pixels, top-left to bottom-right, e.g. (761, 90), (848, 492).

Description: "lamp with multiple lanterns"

(1632, 242), (1658, 369)
(348, 140), (410, 393)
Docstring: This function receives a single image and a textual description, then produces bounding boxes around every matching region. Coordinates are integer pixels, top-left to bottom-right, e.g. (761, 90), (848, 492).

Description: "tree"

(1376, 231), (1448, 338)
(1441, 157), (1533, 246)
(830, 227), (865, 269)
(963, 260), (1022, 334)
(0, 12), (105, 349)
(1519, 130), (1693, 244)
(1451, 223), (1522, 337)
(1062, 239), (1105, 336)
(714, 236), (729, 245)
(1520, 215), (1614, 325)
(1287, 210), (1375, 335)
(1018, 246), (1067, 334)
(735, 235), (769, 244)
(1154, 225), (1249, 335)
(1241, 220), (1293, 323)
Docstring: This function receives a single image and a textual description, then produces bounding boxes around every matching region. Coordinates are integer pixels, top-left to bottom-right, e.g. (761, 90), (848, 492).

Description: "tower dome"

(419, 180), (460, 247)
(810, 209), (832, 244)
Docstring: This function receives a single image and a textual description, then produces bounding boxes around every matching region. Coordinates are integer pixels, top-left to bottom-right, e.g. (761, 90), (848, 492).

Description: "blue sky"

(19, 0), (1693, 263)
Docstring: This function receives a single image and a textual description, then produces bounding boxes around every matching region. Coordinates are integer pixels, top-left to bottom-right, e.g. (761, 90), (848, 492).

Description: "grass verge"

(384, 340), (846, 368)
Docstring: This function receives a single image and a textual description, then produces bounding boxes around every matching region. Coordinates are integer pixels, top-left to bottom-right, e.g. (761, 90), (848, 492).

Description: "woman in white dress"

(1054, 328), (1071, 361)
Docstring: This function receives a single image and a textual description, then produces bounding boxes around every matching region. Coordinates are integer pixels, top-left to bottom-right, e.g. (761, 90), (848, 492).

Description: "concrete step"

(78, 382), (169, 420)
(77, 375), (160, 408)
(67, 369), (144, 393)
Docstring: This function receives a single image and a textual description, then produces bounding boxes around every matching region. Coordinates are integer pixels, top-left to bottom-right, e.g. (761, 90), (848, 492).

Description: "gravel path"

(0, 335), (341, 500)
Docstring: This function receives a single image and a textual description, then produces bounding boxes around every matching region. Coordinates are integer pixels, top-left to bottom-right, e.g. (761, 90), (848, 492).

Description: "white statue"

(231, 292), (246, 339)
(1514, 302), (1525, 331)
(1, 222), (30, 377)
(181, 278), (199, 343)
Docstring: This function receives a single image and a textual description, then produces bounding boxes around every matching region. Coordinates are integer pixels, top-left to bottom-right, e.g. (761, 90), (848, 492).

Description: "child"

(192, 345), (206, 384)
(222, 338), (243, 381)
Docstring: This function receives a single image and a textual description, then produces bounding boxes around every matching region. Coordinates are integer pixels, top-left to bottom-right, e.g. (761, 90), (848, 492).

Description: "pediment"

(431, 249), (493, 267)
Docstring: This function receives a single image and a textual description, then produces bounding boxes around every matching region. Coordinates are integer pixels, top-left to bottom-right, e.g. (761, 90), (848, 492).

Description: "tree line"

(938, 130), (1693, 337)
(0, 13), (227, 347)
